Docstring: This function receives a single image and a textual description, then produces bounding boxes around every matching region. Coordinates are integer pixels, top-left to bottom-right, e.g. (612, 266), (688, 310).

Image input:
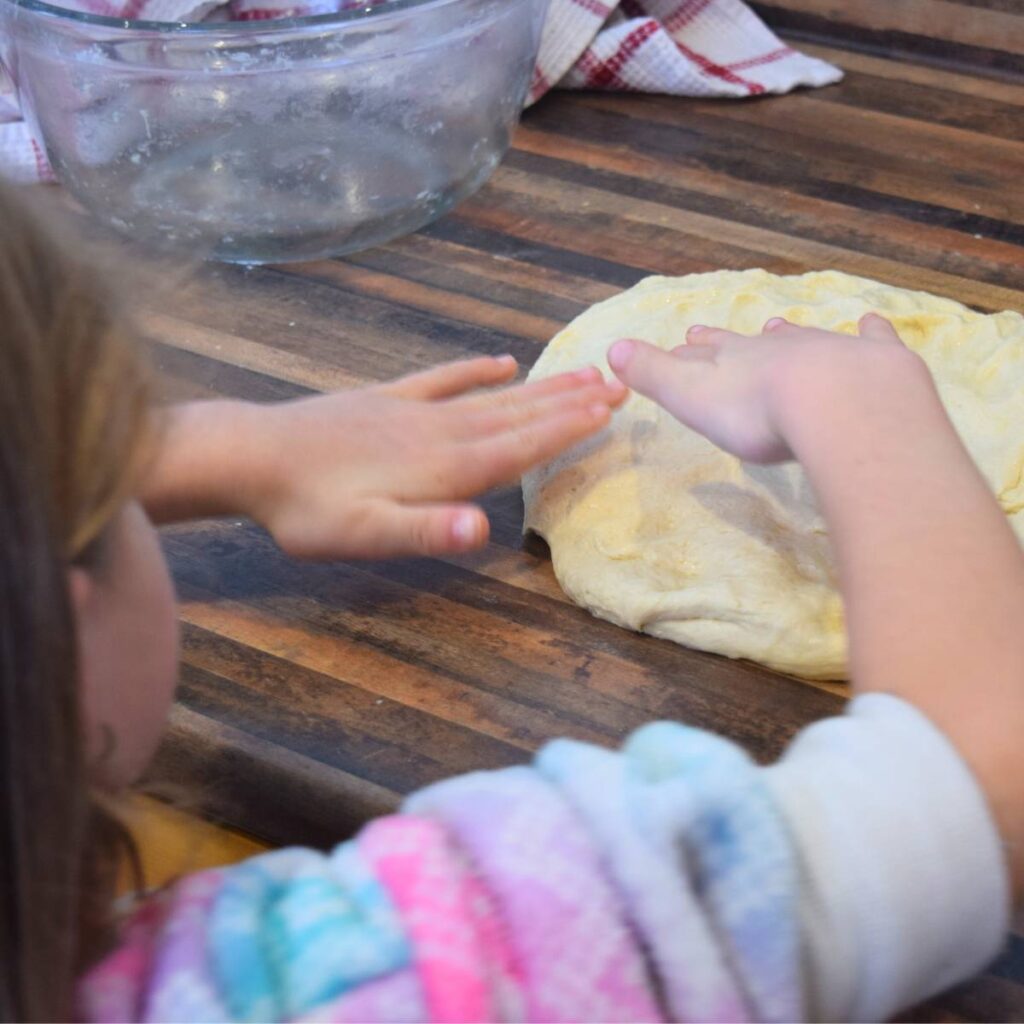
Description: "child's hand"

(616, 311), (1024, 903)
(146, 355), (627, 560)
(607, 313), (912, 463)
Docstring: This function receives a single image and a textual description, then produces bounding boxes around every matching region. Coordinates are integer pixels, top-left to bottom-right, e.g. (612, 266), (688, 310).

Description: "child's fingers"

(452, 378), (626, 438)
(381, 355), (518, 400)
(459, 403), (613, 492)
(670, 342), (719, 361)
(686, 324), (725, 345)
(453, 366), (607, 414)
(607, 338), (715, 414)
(339, 499), (490, 558)
(858, 312), (904, 345)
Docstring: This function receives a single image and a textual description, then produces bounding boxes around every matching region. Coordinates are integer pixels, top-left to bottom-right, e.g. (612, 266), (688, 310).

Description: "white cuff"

(763, 692), (1010, 1022)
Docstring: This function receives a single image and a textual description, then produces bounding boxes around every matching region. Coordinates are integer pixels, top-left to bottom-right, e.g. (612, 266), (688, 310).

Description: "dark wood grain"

(752, 0), (1024, 75)
(133, 34), (1024, 1023)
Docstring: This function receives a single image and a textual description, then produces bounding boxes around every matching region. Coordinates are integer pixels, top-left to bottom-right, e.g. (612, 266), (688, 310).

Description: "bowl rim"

(0, 0), (460, 34)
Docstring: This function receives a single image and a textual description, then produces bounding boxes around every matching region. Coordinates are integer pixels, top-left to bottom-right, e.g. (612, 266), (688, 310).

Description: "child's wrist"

(204, 399), (288, 525)
(144, 399), (279, 524)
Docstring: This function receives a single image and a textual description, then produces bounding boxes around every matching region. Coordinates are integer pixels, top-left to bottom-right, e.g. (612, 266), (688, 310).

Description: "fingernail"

(575, 366), (601, 382)
(452, 511), (480, 547)
(688, 324), (708, 335)
(497, 354), (516, 366)
(589, 402), (611, 420)
(765, 317), (787, 331)
(607, 339), (636, 372)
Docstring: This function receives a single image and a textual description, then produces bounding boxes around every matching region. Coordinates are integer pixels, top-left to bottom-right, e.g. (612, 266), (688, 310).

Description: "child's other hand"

(607, 313), (914, 463)
(243, 355), (626, 560)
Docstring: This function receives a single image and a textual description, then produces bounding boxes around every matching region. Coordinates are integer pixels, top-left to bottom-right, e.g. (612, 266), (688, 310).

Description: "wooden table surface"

(139, 36), (1024, 1021)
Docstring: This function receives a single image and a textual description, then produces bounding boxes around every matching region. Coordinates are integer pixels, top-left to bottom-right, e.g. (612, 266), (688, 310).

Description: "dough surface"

(523, 270), (1024, 679)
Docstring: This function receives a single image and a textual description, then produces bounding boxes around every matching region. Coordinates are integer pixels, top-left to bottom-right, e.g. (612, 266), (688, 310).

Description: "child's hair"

(0, 183), (152, 1020)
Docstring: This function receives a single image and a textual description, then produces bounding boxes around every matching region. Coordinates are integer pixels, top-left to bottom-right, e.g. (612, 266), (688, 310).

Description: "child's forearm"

(778, 352), (1024, 899)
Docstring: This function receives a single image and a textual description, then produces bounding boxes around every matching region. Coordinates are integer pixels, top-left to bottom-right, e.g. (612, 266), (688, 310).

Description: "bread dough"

(523, 270), (1024, 679)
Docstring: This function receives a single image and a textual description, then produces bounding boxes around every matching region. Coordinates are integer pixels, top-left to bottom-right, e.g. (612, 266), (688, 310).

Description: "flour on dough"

(523, 269), (1024, 679)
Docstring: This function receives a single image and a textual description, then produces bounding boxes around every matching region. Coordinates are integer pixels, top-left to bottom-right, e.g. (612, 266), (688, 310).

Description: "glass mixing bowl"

(0, 0), (546, 262)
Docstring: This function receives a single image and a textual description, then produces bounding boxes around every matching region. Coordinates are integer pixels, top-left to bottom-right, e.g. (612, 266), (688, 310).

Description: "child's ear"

(69, 562), (113, 763)
(68, 565), (100, 634)
(68, 565), (96, 619)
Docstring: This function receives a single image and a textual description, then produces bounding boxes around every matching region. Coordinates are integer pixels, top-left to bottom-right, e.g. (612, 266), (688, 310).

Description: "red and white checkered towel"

(0, 0), (840, 184)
